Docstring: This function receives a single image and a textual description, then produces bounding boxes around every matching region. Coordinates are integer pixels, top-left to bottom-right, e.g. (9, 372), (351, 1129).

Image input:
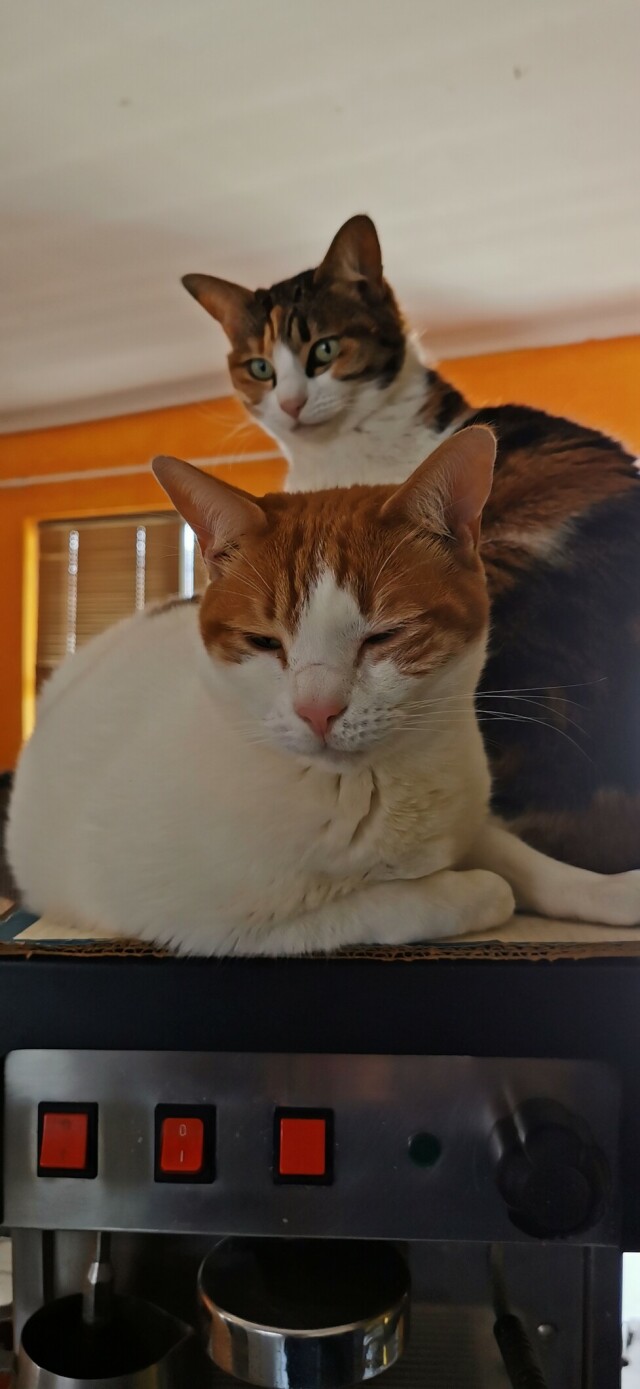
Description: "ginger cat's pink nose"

(294, 698), (347, 739)
(280, 396), (305, 420)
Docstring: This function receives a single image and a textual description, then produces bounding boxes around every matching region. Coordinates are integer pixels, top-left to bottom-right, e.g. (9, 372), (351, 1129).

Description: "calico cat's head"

(153, 427), (494, 770)
(182, 215), (406, 438)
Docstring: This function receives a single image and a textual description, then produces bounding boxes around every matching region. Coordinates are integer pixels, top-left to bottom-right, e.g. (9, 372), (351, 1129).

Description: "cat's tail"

(465, 820), (640, 927)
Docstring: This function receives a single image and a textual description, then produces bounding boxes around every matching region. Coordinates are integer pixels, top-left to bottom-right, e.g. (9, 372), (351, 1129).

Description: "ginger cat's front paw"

(366, 870), (515, 946)
(458, 870), (515, 935)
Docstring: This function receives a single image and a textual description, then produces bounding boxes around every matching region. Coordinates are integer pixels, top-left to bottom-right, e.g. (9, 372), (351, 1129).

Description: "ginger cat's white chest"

(280, 735), (489, 901)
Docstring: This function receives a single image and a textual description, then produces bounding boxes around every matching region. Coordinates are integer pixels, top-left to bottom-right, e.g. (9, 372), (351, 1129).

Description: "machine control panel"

(3, 1050), (620, 1244)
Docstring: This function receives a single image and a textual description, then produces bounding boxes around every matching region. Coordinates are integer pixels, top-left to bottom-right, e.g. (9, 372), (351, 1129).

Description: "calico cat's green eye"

(246, 633), (282, 652)
(311, 337), (340, 369)
(248, 358), (275, 382)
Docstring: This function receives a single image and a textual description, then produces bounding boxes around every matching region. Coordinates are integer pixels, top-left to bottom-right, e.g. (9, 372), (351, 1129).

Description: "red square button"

(279, 1117), (327, 1178)
(154, 1106), (215, 1183)
(160, 1117), (205, 1175)
(39, 1112), (89, 1172)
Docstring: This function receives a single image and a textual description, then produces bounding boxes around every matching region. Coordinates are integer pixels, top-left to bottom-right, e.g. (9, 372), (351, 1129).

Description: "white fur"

(258, 342), (447, 489)
(271, 343), (310, 419)
(483, 520), (577, 566)
(8, 579), (640, 955)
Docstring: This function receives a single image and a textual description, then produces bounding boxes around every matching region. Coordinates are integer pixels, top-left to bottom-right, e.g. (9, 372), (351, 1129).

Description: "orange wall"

(0, 399), (285, 769)
(444, 336), (640, 453)
(1, 334), (639, 769)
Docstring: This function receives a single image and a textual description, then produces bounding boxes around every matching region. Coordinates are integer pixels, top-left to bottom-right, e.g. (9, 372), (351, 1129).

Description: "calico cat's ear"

(381, 426), (496, 550)
(181, 274), (254, 340)
(316, 214), (383, 288)
(152, 456), (267, 573)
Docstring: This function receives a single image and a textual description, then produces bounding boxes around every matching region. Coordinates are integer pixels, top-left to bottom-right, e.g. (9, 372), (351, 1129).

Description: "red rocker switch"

(154, 1106), (215, 1183)
(38, 1104), (98, 1178)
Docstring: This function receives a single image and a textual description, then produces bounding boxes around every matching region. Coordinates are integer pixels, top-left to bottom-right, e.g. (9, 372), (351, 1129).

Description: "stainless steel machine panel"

(3, 1050), (620, 1243)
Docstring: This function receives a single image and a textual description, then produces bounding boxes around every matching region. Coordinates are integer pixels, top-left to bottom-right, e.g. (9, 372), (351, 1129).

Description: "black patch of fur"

(479, 483), (640, 817)
(265, 269), (316, 304)
(429, 392), (640, 842)
(376, 346), (405, 388)
(293, 310), (311, 343)
(464, 402), (630, 462)
(416, 391), (635, 850)
(436, 385), (467, 432)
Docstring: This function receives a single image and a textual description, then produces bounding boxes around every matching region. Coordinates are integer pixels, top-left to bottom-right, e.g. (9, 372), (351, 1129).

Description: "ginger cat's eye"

(246, 633), (282, 652)
(310, 337), (340, 370)
(248, 358), (275, 382)
(363, 630), (400, 647)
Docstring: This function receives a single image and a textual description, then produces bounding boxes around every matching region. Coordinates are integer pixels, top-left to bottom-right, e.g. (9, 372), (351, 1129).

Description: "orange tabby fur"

(199, 485), (488, 674)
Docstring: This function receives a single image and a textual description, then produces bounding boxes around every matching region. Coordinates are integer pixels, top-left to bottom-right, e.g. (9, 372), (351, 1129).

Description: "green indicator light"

(408, 1132), (442, 1168)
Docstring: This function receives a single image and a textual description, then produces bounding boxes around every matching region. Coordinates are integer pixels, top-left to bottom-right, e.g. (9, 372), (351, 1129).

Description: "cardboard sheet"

(2, 901), (640, 961)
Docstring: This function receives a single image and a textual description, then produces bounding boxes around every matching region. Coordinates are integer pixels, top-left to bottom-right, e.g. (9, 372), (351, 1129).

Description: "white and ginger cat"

(8, 428), (640, 955)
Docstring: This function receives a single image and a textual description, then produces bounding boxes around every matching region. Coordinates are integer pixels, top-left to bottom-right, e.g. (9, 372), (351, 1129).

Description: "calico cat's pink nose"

(280, 396), (306, 420)
(294, 698), (347, 739)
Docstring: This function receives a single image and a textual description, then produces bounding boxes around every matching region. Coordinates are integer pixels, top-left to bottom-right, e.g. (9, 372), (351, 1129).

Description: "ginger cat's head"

(153, 427), (494, 769)
(182, 215), (406, 439)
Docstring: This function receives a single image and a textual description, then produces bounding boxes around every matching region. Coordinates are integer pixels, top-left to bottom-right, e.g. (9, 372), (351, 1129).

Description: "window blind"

(36, 514), (188, 691)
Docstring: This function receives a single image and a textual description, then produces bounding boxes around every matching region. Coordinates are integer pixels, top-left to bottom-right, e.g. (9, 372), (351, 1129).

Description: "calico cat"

(7, 430), (640, 954)
(182, 215), (640, 874)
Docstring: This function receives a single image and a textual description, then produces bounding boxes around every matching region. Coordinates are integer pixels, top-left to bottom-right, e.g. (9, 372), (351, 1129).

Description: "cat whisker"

(482, 679), (607, 697)
(402, 694), (585, 727)
(403, 693), (586, 734)
(217, 591), (263, 604)
(193, 411), (256, 447)
(223, 572), (272, 602)
(404, 683), (597, 703)
(402, 681), (603, 711)
(476, 695), (586, 733)
(399, 709), (592, 760)
(376, 567), (415, 595)
(372, 533), (409, 588)
(236, 552), (273, 599)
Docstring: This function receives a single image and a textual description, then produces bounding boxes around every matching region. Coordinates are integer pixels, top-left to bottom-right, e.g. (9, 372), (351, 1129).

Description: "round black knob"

(491, 1098), (610, 1239)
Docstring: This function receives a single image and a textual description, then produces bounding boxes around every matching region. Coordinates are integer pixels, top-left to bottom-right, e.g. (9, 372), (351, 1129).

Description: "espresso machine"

(2, 1042), (624, 1388)
(1, 933), (638, 1387)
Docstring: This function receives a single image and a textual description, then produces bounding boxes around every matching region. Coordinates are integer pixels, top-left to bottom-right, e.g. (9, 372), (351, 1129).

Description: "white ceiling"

(1, 0), (640, 432)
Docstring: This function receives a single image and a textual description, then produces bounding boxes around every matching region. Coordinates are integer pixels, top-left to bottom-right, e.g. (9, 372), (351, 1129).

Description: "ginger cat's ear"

(181, 274), (254, 341)
(152, 456), (267, 574)
(316, 214), (383, 288)
(381, 426), (497, 550)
